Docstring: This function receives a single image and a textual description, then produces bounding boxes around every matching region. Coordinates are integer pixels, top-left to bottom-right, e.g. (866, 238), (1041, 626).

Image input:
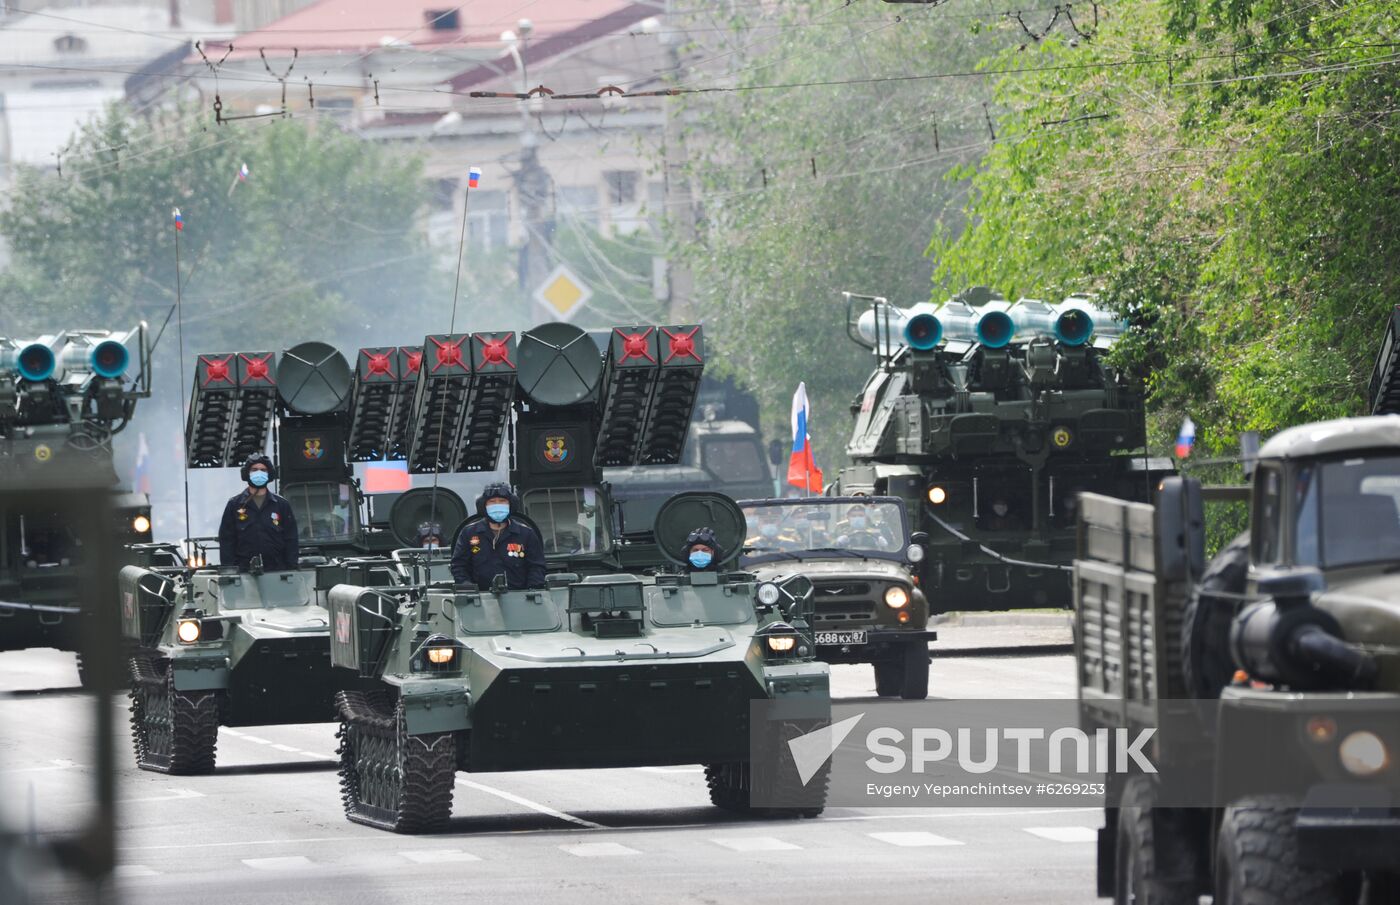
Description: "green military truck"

(1077, 417), (1400, 904)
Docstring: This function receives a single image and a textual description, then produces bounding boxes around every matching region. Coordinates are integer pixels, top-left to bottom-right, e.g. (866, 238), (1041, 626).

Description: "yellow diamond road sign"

(535, 264), (592, 321)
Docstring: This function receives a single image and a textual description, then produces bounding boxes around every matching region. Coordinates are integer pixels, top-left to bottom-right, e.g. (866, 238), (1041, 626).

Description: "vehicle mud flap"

(335, 690), (456, 834)
(128, 654), (220, 775)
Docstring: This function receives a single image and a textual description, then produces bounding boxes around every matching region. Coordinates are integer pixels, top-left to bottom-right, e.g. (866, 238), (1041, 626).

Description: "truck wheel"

(335, 690), (456, 834)
(1215, 796), (1353, 905)
(127, 654), (219, 775)
(874, 661), (900, 697)
(899, 643), (930, 700)
(1114, 776), (1195, 905)
(1182, 531), (1250, 702)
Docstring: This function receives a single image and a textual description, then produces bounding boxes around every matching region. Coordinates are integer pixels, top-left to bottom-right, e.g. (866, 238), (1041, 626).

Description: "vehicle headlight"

(132, 514), (151, 534)
(927, 486), (947, 505)
(1339, 731), (1389, 777)
(884, 586), (909, 609)
(176, 619), (201, 644)
(756, 583), (782, 606)
(906, 544), (925, 563)
(427, 646), (456, 665)
(766, 635), (797, 653)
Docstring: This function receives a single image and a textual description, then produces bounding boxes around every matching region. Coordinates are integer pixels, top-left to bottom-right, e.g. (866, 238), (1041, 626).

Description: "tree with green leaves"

(0, 105), (451, 352)
(934, 0), (1400, 456)
(672, 1), (1013, 468)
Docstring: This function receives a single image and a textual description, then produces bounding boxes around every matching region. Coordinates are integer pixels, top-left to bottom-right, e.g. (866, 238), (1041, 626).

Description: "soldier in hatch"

(217, 453), (299, 572)
(450, 482), (546, 589)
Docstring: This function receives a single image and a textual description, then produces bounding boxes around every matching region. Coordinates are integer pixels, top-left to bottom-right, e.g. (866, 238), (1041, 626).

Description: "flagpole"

(172, 209), (194, 565)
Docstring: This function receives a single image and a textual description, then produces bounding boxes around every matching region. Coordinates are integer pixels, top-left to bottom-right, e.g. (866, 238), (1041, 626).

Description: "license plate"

(815, 630), (867, 646)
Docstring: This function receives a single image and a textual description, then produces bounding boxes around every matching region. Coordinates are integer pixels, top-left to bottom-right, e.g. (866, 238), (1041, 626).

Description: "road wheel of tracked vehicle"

(1182, 531), (1250, 704)
(335, 690), (456, 834)
(873, 661), (900, 697)
(1215, 796), (1354, 905)
(127, 654), (219, 774)
(1113, 776), (1196, 905)
(899, 643), (930, 700)
(704, 759), (828, 820)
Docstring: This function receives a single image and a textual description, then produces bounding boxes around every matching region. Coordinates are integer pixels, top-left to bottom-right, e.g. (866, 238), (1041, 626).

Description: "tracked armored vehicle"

(328, 323), (832, 832)
(838, 289), (1172, 614)
(0, 326), (152, 687)
(120, 340), (467, 773)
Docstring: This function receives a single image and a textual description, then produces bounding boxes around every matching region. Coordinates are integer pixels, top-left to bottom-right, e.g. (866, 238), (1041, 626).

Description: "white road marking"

(867, 831), (964, 847)
(114, 864), (159, 878)
(638, 766), (705, 773)
(222, 728), (244, 737)
(711, 836), (801, 852)
(1023, 826), (1098, 843)
(242, 856), (315, 871)
(240, 735), (272, 745)
(118, 788), (204, 804)
(272, 744), (300, 753)
(298, 750), (335, 759)
(559, 842), (640, 857)
(823, 807), (1096, 823)
(400, 849), (482, 864)
(455, 777), (604, 829)
(1, 759), (81, 774)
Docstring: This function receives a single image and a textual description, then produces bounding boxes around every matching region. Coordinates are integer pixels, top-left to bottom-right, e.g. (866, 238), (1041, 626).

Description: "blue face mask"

(248, 470), (270, 488)
(849, 515), (867, 529)
(688, 550), (713, 569)
(485, 503), (510, 523)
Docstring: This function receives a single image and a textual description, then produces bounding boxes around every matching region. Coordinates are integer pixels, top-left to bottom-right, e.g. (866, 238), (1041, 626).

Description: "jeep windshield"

(739, 498), (908, 564)
(1293, 454), (1400, 569)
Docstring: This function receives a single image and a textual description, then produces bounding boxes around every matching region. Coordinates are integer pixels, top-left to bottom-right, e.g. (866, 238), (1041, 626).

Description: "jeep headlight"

(756, 583), (781, 606)
(176, 619), (201, 644)
(1338, 731), (1389, 777)
(766, 635), (797, 653)
(884, 586), (910, 609)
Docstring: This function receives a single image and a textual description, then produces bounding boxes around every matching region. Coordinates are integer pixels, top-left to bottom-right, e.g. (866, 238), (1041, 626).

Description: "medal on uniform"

(237, 508), (248, 521)
(271, 512), (280, 526)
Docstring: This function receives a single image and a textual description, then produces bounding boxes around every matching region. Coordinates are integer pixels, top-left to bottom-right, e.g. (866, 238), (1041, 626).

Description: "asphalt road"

(1, 636), (1096, 905)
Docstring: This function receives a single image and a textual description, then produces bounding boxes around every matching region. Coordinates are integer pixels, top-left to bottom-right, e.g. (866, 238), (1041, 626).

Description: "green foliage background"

(932, 0), (1400, 458)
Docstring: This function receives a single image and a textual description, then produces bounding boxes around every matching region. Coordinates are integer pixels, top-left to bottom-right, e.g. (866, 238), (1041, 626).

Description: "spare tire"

(1182, 530), (1250, 701)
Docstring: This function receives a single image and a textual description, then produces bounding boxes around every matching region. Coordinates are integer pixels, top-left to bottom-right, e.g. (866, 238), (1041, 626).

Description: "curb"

(931, 611), (1073, 628)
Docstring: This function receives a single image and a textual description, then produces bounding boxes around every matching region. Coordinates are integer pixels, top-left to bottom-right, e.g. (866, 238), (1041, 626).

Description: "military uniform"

(450, 518), (547, 589)
(218, 489), (300, 571)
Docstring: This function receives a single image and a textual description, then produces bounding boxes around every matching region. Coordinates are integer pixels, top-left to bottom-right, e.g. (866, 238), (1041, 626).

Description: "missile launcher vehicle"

(328, 323), (832, 832)
(0, 326), (153, 687)
(837, 288), (1173, 614)
(121, 339), (467, 773)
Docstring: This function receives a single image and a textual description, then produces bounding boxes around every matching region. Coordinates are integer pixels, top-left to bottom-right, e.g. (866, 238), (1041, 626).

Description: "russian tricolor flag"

(172, 207), (183, 231)
(787, 382), (824, 494)
(1175, 416), (1196, 459)
(468, 166), (481, 189)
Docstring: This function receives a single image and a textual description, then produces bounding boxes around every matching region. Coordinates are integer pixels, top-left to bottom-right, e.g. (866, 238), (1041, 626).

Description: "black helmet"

(240, 452), (277, 483)
(474, 481), (519, 517)
(683, 526), (722, 559)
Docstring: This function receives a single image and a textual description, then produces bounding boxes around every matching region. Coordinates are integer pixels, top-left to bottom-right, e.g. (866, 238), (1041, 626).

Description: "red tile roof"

(210, 0), (652, 62)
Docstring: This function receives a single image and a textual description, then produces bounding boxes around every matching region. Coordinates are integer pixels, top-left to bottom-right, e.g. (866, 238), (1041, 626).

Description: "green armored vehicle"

(328, 323), (832, 832)
(838, 289), (1173, 614)
(120, 340), (468, 773)
(1078, 417), (1400, 904)
(738, 496), (934, 699)
(0, 326), (153, 687)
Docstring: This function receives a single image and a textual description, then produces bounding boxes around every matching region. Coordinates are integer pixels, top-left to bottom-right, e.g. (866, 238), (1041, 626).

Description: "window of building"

(604, 170), (639, 206)
(467, 190), (509, 251)
(53, 34), (88, 53)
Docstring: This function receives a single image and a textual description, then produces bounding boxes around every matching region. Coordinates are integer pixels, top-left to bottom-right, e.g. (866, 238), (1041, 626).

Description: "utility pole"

(504, 20), (556, 321)
(660, 3), (697, 323)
